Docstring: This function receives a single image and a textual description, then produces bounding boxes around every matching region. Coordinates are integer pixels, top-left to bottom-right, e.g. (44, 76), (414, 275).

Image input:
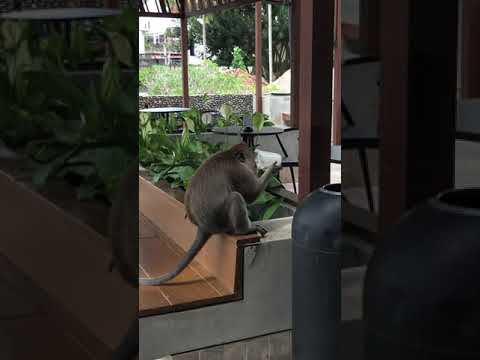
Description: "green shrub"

(231, 46), (247, 70)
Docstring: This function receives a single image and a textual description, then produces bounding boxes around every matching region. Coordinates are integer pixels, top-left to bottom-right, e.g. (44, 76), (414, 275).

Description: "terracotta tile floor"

(139, 214), (236, 317)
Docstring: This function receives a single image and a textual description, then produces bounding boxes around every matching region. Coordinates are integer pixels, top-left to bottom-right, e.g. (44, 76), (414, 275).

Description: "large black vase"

(364, 188), (480, 359)
(292, 184), (341, 360)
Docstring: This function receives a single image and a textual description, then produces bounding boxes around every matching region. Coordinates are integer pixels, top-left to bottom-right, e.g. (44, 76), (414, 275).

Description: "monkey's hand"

(265, 162), (280, 176)
(255, 224), (268, 237)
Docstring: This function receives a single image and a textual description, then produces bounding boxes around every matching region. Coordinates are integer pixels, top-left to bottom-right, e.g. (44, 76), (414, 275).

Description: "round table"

(0, 8), (121, 45)
(212, 125), (285, 148)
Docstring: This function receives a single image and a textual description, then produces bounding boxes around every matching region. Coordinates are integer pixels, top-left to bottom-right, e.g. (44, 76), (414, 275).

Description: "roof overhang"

(139, 0), (290, 18)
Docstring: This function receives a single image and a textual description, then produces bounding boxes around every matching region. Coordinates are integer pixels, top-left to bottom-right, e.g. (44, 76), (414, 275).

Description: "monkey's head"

(231, 143), (258, 173)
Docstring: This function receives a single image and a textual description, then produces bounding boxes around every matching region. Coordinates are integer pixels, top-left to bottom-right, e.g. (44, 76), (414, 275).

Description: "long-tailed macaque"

(139, 143), (278, 286)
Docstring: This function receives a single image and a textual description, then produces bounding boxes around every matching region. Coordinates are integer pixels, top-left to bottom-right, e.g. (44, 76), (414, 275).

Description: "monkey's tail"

(139, 229), (211, 286)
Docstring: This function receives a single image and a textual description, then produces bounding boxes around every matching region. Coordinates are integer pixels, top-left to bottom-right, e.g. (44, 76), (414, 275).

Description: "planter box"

(0, 168), (135, 357)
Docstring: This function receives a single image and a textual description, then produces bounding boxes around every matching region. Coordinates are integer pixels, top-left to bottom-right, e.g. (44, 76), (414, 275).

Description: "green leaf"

(220, 104), (233, 121)
(2, 21), (24, 50)
(70, 147), (132, 185)
(262, 200), (282, 220)
(101, 58), (121, 101)
(32, 149), (76, 186)
(107, 32), (133, 67)
(185, 118), (195, 132)
(253, 112), (267, 131)
(77, 182), (100, 200)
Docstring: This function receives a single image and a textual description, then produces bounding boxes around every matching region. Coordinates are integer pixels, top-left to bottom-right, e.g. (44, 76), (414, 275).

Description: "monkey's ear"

(235, 151), (246, 162)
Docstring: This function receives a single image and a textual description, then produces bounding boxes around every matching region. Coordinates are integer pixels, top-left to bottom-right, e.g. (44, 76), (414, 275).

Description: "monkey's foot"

(255, 225), (268, 237)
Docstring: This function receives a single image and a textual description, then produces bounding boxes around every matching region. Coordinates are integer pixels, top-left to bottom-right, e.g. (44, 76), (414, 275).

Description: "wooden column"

(379, 0), (458, 231)
(360, 0), (379, 56)
(181, 16), (190, 107)
(290, 2), (299, 128)
(461, 0), (480, 98)
(293, 0), (335, 200)
(333, 0), (342, 145)
(255, 1), (263, 113)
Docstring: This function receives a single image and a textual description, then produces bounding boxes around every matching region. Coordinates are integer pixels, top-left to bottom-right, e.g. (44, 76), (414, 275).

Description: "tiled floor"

(139, 214), (236, 317)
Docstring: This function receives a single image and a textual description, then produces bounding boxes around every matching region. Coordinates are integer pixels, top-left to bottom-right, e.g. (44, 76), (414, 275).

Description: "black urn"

(292, 184), (341, 360)
(364, 188), (480, 359)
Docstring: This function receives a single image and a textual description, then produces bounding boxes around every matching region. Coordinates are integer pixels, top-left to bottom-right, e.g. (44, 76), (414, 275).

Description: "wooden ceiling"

(139, 0), (289, 18)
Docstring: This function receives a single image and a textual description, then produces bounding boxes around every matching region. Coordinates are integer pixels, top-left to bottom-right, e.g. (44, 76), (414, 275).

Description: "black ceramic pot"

(364, 188), (480, 359)
(292, 184), (341, 360)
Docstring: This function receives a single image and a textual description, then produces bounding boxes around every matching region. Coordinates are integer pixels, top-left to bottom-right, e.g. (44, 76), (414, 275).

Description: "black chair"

(276, 129), (341, 195)
(342, 56), (380, 213)
(275, 127), (299, 194)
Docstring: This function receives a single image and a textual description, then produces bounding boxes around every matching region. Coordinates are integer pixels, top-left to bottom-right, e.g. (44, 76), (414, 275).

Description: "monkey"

(139, 143), (278, 286)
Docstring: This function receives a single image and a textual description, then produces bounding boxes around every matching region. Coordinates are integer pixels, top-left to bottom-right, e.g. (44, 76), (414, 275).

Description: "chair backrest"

(457, 98), (480, 140)
(342, 57), (380, 140)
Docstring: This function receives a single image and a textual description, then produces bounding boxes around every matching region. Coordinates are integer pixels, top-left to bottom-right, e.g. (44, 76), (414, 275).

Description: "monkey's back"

(185, 150), (242, 233)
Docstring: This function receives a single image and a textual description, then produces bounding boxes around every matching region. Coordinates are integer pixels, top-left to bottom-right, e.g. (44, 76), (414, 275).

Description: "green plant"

(231, 46), (247, 70)
(140, 121), (226, 189)
(182, 108), (212, 134)
(0, 10), (137, 204)
(217, 104), (243, 127)
(139, 117), (285, 221)
(252, 112), (274, 131)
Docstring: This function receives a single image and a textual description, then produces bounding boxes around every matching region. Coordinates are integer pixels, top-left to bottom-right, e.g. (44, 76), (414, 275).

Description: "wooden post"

(379, 0), (458, 231)
(333, 0), (342, 145)
(293, 0), (335, 200)
(461, 0), (480, 98)
(181, 16), (190, 107)
(360, 0), (379, 56)
(290, 3), (299, 128)
(255, 1), (263, 113)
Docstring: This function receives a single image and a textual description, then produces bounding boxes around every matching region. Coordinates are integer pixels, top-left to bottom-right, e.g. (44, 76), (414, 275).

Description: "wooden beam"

(255, 1), (263, 113)
(139, 12), (183, 18)
(181, 16), (190, 107)
(294, 0), (335, 200)
(184, 0), (257, 17)
(379, 0), (458, 231)
(103, 0), (120, 8)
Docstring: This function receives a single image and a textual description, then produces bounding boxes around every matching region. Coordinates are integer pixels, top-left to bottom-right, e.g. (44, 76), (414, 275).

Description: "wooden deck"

(139, 177), (262, 318)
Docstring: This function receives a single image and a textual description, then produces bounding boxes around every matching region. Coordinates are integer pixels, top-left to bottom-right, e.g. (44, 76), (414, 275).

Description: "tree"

(189, 4), (290, 80)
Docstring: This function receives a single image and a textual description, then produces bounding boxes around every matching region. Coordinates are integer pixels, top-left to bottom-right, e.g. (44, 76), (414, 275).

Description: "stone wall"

(139, 95), (254, 114)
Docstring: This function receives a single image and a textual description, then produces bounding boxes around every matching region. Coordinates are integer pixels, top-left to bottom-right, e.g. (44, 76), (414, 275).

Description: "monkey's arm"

(241, 163), (278, 203)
